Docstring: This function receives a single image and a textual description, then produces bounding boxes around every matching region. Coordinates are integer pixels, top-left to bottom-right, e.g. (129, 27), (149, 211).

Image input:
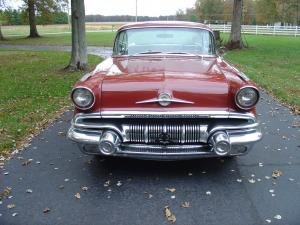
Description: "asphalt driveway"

(0, 91), (299, 225)
(0, 44), (113, 58)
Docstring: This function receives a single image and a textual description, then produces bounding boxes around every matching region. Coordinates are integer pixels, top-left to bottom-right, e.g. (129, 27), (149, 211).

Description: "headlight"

(235, 87), (259, 110)
(71, 87), (95, 110)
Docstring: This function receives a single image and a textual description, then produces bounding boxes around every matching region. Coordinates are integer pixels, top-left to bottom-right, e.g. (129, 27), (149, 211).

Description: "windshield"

(113, 27), (215, 56)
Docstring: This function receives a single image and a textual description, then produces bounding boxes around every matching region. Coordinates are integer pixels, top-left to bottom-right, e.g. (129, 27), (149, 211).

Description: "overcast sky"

(11, 0), (196, 17)
(84, 0), (196, 16)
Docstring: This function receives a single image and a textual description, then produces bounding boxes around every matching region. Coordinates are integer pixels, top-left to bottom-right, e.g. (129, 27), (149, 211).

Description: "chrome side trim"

(98, 111), (256, 120)
(136, 98), (194, 105)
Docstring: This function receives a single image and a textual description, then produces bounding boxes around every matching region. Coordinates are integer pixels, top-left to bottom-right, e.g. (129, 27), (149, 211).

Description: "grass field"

(0, 31), (116, 46)
(1, 23), (124, 36)
(223, 35), (300, 111)
(0, 50), (101, 156)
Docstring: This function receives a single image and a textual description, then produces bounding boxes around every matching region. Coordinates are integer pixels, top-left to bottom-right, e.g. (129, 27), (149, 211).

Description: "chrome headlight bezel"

(235, 86), (259, 110)
(71, 87), (95, 110)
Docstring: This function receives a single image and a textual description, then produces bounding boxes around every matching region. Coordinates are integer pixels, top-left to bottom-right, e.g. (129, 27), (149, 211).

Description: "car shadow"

(87, 156), (238, 180)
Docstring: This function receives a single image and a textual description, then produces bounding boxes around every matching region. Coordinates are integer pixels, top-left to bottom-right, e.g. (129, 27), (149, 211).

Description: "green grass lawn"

(0, 49), (101, 156)
(1, 23), (122, 36)
(0, 32), (116, 47)
(223, 35), (300, 111)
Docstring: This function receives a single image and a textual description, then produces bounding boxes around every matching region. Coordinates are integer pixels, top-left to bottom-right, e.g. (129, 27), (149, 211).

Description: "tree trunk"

(226, 0), (244, 49)
(66, 0), (88, 71)
(28, 0), (40, 38)
(0, 24), (4, 40)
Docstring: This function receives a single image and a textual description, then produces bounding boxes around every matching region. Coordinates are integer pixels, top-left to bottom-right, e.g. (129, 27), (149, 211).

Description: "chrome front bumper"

(67, 112), (262, 160)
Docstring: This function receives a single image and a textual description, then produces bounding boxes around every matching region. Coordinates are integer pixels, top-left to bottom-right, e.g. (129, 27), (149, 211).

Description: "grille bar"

(127, 124), (202, 144)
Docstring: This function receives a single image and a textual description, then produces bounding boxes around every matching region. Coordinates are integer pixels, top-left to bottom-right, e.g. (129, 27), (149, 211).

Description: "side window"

(114, 31), (128, 55)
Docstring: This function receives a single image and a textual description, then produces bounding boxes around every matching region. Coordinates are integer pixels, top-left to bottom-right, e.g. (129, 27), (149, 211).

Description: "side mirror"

(216, 46), (227, 57)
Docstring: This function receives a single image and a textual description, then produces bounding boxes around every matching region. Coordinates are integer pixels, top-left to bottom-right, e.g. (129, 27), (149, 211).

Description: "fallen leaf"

(58, 131), (65, 136)
(7, 204), (15, 209)
(274, 215), (282, 220)
(164, 206), (176, 223)
(165, 188), (176, 193)
(181, 201), (191, 208)
(104, 180), (110, 187)
(144, 192), (153, 199)
(248, 179), (256, 184)
(81, 186), (88, 191)
(43, 208), (51, 213)
(74, 193), (81, 199)
(22, 159), (33, 166)
(272, 169), (283, 179)
(0, 187), (12, 199)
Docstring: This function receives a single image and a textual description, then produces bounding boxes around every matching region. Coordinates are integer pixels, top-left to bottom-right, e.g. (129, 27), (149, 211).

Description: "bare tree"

(66, 0), (87, 70)
(226, 0), (244, 49)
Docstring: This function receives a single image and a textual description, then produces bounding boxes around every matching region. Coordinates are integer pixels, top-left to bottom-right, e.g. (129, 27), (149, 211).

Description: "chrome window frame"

(112, 26), (216, 57)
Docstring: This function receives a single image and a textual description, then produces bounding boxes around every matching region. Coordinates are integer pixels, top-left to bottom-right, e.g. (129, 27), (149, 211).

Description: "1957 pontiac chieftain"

(68, 21), (262, 160)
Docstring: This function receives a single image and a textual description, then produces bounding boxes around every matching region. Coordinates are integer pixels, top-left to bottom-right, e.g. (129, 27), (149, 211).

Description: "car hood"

(99, 56), (230, 112)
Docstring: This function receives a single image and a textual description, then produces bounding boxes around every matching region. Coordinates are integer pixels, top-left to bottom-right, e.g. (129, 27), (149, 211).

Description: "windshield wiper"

(165, 52), (207, 58)
(166, 52), (200, 56)
(138, 51), (163, 55)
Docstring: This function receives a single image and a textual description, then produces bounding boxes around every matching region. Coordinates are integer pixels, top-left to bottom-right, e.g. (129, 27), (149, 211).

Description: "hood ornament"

(158, 93), (172, 106)
(136, 93), (194, 107)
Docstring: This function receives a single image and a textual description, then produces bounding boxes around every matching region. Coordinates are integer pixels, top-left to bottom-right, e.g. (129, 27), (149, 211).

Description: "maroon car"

(68, 21), (262, 160)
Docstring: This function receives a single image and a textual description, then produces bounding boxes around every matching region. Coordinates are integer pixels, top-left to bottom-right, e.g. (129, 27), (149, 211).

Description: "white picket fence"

(208, 24), (300, 36)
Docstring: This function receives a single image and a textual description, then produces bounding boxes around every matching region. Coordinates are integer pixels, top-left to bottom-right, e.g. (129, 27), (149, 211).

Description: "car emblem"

(157, 132), (173, 145)
(136, 93), (194, 106)
(158, 93), (171, 107)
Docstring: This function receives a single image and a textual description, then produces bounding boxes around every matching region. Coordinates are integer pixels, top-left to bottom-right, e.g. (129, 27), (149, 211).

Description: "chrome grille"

(127, 124), (203, 144)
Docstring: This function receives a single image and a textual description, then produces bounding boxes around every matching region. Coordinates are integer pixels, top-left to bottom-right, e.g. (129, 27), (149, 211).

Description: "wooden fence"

(208, 24), (299, 36)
